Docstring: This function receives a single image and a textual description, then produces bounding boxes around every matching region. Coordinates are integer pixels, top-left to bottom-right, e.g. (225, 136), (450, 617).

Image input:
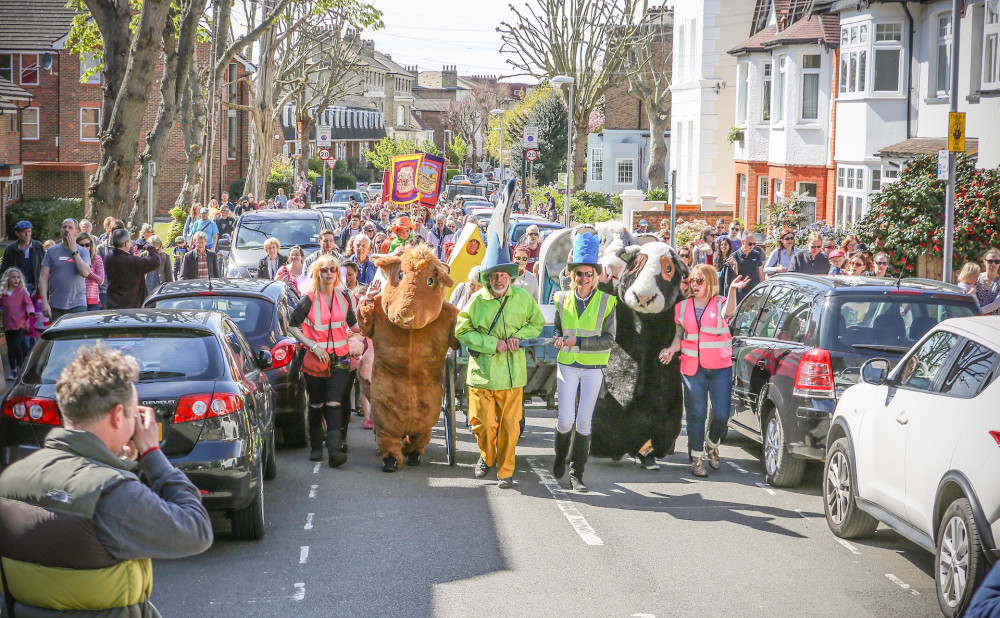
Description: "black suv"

(727, 274), (979, 487)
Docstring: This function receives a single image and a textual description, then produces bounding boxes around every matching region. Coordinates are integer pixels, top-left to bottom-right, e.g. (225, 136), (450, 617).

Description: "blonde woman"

(275, 245), (307, 294)
(257, 237), (286, 279)
(0, 267), (35, 378)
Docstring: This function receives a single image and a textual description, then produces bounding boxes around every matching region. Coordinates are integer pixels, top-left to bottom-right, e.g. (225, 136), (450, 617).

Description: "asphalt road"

(151, 404), (942, 617)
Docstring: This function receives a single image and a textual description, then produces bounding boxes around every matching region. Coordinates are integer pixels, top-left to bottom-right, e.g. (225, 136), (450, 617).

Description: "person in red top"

(0, 267), (35, 378)
(660, 265), (749, 477)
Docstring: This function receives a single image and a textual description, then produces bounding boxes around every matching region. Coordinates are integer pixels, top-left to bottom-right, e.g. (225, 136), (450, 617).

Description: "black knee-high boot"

(552, 431), (572, 479)
(569, 431), (591, 492)
(325, 404), (347, 468)
(308, 406), (325, 461)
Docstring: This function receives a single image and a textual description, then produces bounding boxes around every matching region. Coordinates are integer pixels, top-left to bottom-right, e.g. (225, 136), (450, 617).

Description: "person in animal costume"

(455, 180), (545, 489)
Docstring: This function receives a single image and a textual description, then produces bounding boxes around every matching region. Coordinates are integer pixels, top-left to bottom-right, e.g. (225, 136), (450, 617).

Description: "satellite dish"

(41, 53), (53, 70)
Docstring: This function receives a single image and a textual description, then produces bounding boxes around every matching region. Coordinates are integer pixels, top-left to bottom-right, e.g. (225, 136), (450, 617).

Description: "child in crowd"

(828, 249), (847, 274)
(958, 262), (982, 295)
(0, 268), (35, 379)
(173, 236), (189, 279)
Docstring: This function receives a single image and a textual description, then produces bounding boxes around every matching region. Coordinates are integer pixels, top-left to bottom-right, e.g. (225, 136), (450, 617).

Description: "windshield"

(827, 294), (977, 353)
(235, 218), (320, 249)
(331, 192), (359, 202)
(147, 296), (273, 338)
(27, 331), (224, 384)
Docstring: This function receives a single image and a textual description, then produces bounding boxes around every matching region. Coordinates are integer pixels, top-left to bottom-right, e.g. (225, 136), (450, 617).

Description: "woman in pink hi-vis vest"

(660, 265), (750, 478)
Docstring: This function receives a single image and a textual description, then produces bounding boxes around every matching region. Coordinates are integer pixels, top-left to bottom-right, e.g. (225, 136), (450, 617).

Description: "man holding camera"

(0, 346), (213, 616)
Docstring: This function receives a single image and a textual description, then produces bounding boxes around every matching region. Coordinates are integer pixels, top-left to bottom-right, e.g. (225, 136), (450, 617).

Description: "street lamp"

(443, 129), (451, 156)
(550, 75), (574, 227)
(490, 108), (504, 181)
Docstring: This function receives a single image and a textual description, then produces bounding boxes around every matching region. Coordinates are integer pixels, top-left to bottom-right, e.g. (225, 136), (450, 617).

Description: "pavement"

(150, 404), (941, 617)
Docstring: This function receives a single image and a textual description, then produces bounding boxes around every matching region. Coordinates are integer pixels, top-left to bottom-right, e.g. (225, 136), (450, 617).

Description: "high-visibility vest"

(676, 296), (732, 376)
(555, 289), (616, 366)
(301, 290), (351, 376)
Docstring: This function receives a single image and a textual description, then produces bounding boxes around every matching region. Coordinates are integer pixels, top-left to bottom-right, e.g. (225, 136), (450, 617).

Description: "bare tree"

(624, 7), (673, 190)
(499, 0), (648, 188)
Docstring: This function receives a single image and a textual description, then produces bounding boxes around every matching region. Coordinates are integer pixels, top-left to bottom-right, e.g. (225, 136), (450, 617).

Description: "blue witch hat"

(567, 232), (602, 274)
(479, 179), (521, 284)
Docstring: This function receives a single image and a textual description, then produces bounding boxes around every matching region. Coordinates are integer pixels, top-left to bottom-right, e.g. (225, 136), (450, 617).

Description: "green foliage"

(645, 187), (669, 201)
(363, 137), (440, 171)
(6, 199), (84, 241)
(446, 134), (468, 168)
(446, 169), (460, 182)
(727, 126), (745, 143)
(574, 191), (609, 210)
(167, 206), (187, 247)
(610, 194), (623, 212)
(269, 156), (295, 183)
(855, 154), (1000, 275)
(527, 186), (617, 224)
(229, 179), (246, 199)
(674, 219), (711, 248)
(763, 192), (812, 244)
(265, 181), (291, 199)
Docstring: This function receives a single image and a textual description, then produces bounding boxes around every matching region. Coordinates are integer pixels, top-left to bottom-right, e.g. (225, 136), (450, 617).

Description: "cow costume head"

(373, 245), (454, 329)
(615, 242), (687, 313)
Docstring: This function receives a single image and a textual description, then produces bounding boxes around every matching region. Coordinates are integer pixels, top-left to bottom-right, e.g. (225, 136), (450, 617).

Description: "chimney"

(362, 39), (375, 57)
(442, 65), (458, 88)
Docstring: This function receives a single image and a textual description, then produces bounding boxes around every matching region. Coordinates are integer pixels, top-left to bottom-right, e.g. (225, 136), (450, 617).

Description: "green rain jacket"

(455, 284), (545, 391)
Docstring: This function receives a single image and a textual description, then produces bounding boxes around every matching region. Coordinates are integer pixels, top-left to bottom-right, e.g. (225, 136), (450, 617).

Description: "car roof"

(239, 210), (323, 220)
(936, 316), (1000, 347)
(44, 309), (224, 335)
(766, 273), (971, 295)
(146, 278), (286, 302)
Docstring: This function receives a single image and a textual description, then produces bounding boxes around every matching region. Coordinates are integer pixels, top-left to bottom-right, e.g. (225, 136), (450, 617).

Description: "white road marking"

(610, 488), (626, 494)
(836, 538), (862, 555)
(794, 509), (809, 520)
(299, 546), (309, 564)
(308, 484), (318, 498)
(304, 513), (314, 530)
(726, 461), (749, 474)
(755, 482), (776, 496)
(312, 463), (320, 474)
(885, 574), (920, 595)
(527, 458), (604, 546)
(292, 583), (305, 601)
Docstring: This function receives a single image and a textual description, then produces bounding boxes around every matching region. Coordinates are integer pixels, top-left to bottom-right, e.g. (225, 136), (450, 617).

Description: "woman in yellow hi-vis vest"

(552, 233), (616, 492)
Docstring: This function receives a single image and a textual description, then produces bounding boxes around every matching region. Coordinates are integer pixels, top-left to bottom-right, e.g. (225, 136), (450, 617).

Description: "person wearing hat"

(522, 224), (543, 275)
(388, 216), (414, 252)
(634, 219), (650, 234)
(512, 245), (538, 297)
(827, 249), (847, 274)
(787, 231), (829, 275)
(551, 233), (617, 492)
(188, 207), (219, 251)
(455, 181), (545, 489)
(544, 191), (557, 221)
(855, 243), (876, 276)
(0, 221), (45, 296)
(215, 203), (236, 239)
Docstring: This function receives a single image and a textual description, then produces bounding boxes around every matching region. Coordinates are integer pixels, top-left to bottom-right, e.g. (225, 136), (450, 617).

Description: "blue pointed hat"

(567, 232), (602, 274)
(479, 179), (521, 284)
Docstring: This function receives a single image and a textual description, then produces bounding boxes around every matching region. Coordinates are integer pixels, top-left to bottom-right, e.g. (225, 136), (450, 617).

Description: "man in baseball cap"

(1, 221), (44, 295)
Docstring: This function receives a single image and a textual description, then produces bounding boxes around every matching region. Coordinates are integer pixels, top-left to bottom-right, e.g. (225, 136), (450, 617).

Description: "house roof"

(0, 76), (32, 102)
(731, 0), (837, 54)
(409, 111), (430, 131)
(417, 71), (477, 90)
(729, 24), (778, 54)
(877, 137), (979, 158)
(764, 14), (839, 47)
(372, 51), (412, 77)
(0, 0), (76, 52)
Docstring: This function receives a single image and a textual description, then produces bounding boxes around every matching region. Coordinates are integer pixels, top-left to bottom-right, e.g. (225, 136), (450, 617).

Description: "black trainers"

(640, 453), (660, 470)
(497, 477), (515, 489)
(474, 456), (490, 479)
(381, 456), (398, 473)
(406, 452), (420, 466)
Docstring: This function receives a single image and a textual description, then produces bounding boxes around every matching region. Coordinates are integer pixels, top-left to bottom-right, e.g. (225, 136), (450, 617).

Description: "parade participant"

(715, 236), (737, 290)
(352, 234), (377, 285)
(788, 232), (829, 275)
(303, 229), (343, 272)
(0, 346), (213, 617)
(657, 219), (671, 244)
(428, 213), (454, 261)
(257, 237), (286, 279)
(975, 248), (1000, 314)
(522, 224), (543, 274)
(389, 216), (414, 252)
(188, 207), (220, 251)
(726, 231), (764, 300)
(143, 236), (173, 296)
(692, 227), (716, 265)
(104, 229), (162, 310)
(135, 224), (154, 250)
(728, 221), (743, 253)
(287, 255), (358, 467)
(0, 220), (45, 295)
(872, 252), (890, 277)
(215, 204), (236, 239)
(551, 233), (616, 492)
(172, 236), (188, 279)
(275, 245), (307, 294)
(512, 245), (538, 297)
(77, 232), (104, 310)
(340, 213), (362, 252)
(957, 262), (981, 295)
(182, 204), (201, 239)
(275, 188), (288, 208)
(455, 183), (545, 488)
(449, 266), (483, 312)
(0, 267), (35, 378)
(635, 219), (650, 235)
(840, 233), (859, 254)
(764, 227), (800, 276)
(79, 219), (93, 234)
(96, 219), (124, 308)
(39, 219), (92, 321)
(179, 232), (221, 280)
(844, 252), (867, 276)
(677, 245), (694, 269)
(828, 249), (847, 274)
(660, 266), (749, 476)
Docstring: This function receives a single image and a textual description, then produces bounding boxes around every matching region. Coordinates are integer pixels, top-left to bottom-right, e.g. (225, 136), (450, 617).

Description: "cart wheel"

(445, 353), (457, 466)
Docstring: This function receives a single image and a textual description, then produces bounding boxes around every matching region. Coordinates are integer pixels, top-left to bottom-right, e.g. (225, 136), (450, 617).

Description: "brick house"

(0, 76), (31, 232)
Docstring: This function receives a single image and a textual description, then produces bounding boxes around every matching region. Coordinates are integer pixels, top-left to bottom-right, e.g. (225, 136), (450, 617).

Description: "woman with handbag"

(288, 254), (359, 467)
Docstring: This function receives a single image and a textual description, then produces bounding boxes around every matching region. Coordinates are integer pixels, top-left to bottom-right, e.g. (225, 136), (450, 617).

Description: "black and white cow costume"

(590, 240), (688, 460)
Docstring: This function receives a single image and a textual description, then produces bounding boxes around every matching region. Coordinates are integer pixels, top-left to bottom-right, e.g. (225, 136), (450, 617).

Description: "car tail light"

(990, 431), (1000, 447)
(794, 348), (834, 397)
(2, 397), (61, 426)
(174, 393), (244, 423)
(889, 289), (922, 296)
(270, 339), (297, 369)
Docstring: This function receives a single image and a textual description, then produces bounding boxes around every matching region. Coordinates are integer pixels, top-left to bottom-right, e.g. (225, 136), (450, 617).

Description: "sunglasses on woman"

(318, 267), (337, 274)
(513, 256), (529, 262)
(574, 271), (595, 278)
(986, 259), (1000, 265)
(689, 276), (706, 285)
(78, 242), (91, 248)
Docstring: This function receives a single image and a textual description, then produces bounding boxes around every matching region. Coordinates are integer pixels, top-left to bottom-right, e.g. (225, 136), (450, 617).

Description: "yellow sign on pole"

(948, 112), (966, 153)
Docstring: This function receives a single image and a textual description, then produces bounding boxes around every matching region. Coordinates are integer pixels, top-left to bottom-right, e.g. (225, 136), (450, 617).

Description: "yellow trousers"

(468, 386), (523, 479)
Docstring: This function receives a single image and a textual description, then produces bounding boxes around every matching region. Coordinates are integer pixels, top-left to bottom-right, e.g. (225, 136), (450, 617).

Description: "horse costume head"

(616, 242), (687, 314)
(373, 244), (454, 329)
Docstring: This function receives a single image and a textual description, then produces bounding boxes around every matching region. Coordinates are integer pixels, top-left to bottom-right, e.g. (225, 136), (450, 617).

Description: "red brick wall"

(734, 160), (833, 229)
(0, 113), (19, 165)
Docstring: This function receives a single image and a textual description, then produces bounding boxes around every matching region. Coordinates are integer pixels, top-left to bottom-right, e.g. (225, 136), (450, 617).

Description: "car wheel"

(936, 497), (986, 617)
(762, 408), (805, 488)
(823, 438), (878, 538)
(283, 385), (308, 448)
(231, 472), (265, 541)
(264, 431), (277, 481)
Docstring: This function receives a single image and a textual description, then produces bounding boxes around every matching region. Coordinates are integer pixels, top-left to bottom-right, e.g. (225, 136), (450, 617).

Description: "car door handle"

(896, 411), (908, 425)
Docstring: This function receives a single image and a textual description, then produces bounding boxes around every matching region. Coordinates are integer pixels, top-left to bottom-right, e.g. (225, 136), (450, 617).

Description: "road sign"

(948, 112), (966, 153)
(937, 150), (949, 181)
(317, 126), (332, 147)
(525, 148), (538, 162)
(318, 148), (331, 161)
(557, 172), (574, 190)
(325, 158), (338, 170)
(523, 126), (538, 148)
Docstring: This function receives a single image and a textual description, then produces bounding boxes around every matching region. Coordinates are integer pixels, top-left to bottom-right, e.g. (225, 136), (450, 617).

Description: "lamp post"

(550, 75), (575, 227)
(443, 129), (451, 158)
(490, 108), (504, 181)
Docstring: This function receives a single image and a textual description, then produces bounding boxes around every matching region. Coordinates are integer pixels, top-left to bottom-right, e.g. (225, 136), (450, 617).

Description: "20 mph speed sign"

(318, 149), (331, 160)
(525, 149), (539, 162)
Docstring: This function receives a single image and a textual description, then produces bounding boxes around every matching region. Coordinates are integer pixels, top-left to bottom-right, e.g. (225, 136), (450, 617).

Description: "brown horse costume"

(358, 245), (460, 471)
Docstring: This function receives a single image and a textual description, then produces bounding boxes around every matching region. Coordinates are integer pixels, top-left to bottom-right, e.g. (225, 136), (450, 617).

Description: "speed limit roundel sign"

(525, 149), (538, 162)
(318, 149), (331, 160)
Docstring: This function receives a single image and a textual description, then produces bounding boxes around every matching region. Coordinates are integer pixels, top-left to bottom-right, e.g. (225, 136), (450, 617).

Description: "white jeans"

(556, 365), (605, 436)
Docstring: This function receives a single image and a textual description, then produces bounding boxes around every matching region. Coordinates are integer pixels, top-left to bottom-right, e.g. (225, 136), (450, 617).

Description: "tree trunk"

(297, 111), (315, 206)
(175, 60), (208, 210)
(572, 117), (588, 190)
(85, 0), (173, 224)
(646, 113), (669, 190)
(84, 0), (131, 132)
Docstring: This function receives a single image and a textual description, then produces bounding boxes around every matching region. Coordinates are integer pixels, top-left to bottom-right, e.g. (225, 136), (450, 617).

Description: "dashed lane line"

(885, 574), (920, 595)
(304, 513), (314, 530)
(527, 457), (604, 546)
(308, 485), (318, 499)
(299, 546), (309, 564)
(726, 461), (749, 474)
(755, 482), (776, 496)
(292, 583), (305, 601)
(836, 538), (862, 555)
(312, 463), (320, 474)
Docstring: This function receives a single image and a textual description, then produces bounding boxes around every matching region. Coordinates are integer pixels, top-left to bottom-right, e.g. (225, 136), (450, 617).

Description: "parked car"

(510, 219), (563, 245)
(329, 190), (370, 204)
(460, 199), (494, 212)
(451, 174), (471, 185)
(446, 184), (486, 200)
(144, 279), (307, 447)
(0, 310), (276, 540)
(469, 173), (485, 185)
(226, 210), (326, 278)
(726, 274), (980, 487)
(825, 316), (1000, 617)
(366, 183), (383, 198)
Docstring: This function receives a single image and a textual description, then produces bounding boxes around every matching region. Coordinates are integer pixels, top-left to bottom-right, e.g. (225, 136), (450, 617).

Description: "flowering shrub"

(674, 218), (711, 247)
(588, 107), (605, 133)
(854, 154), (1000, 275)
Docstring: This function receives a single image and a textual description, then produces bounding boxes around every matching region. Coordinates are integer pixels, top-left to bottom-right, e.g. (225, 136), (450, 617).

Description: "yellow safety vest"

(556, 289), (616, 366)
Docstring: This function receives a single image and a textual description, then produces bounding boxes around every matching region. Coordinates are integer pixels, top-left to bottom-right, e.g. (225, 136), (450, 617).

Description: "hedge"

(6, 199), (84, 241)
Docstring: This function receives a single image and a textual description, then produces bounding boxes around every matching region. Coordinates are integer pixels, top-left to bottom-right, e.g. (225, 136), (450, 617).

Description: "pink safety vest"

(675, 296), (733, 376)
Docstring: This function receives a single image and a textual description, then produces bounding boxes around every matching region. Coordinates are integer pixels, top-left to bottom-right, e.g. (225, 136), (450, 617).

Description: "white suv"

(824, 316), (1000, 617)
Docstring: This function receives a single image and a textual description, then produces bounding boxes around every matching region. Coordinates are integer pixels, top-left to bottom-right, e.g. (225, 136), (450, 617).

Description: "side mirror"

(256, 350), (273, 370)
(859, 358), (890, 386)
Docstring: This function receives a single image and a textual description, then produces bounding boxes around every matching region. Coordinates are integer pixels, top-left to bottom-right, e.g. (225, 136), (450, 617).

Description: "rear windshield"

(236, 218), (320, 249)
(27, 331), (224, 384)
(147, 296), (272, 338)
(826, 294), (977, 353)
